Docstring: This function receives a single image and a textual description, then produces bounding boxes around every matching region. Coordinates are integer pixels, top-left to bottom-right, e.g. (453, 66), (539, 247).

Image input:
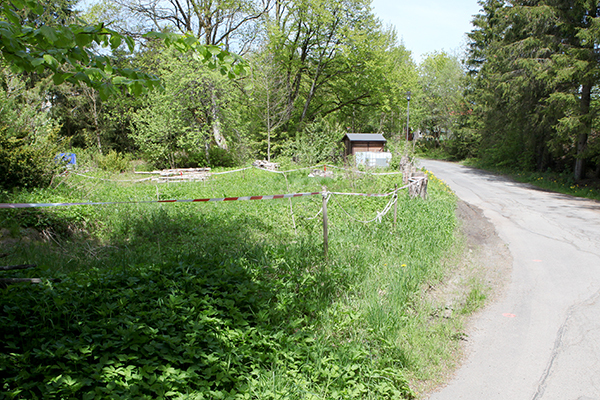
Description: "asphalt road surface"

(420, 159), (600, 400)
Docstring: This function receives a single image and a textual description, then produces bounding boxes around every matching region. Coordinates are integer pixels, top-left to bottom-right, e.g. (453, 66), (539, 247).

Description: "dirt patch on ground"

(415, 200), (513, 397)
(425, 200), (512, 322)
(454, 200), (512, 302)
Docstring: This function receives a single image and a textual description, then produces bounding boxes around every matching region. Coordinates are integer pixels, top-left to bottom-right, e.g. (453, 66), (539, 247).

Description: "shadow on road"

(457, 165), (600, 211)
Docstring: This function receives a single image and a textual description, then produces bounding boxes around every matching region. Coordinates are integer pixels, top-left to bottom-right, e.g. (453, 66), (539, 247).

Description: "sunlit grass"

(0, 165), (474, 399)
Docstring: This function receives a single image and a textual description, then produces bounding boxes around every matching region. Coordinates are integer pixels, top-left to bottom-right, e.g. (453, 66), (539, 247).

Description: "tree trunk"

(88, 88), (102, 154)
(210, 87), (227, 149)
(267, 87), (271, 162)
(574, 83), (592, 181)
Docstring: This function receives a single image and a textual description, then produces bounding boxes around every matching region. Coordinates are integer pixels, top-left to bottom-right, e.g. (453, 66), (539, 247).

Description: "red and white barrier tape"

(0, 191), (322, 209)
(329, 191), (394, 197)
(329, 182), (411, 198)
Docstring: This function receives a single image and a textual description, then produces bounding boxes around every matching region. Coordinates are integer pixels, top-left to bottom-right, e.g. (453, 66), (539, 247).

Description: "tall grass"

(1, 167), (463, 399)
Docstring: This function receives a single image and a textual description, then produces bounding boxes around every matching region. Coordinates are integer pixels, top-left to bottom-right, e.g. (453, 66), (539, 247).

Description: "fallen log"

(0, 277), (61, 284)
(0, 264), (36, 271)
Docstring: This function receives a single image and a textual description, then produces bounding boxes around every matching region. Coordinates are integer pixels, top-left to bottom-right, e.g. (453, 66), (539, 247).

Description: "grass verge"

(460, 159), (600, 201)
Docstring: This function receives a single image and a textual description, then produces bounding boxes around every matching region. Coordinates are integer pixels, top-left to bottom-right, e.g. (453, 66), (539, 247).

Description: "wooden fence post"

(394, 183), (398, 228)
(322, 186), (329, 260)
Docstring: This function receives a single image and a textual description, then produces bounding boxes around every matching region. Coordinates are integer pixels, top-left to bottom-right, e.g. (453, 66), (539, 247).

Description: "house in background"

(341, 133), (391, 167)
(341, 133), (386, 156)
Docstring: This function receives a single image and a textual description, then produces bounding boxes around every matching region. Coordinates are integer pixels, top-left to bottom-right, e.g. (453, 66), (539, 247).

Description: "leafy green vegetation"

(0, 0), (247, 99)
(1, 167), (471, 399)
(462, 0), (600, 181)
(460, 159), (600, 201)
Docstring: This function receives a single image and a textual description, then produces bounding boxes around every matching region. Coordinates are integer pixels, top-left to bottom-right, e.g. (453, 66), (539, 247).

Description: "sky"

(371, 0), (483, 63)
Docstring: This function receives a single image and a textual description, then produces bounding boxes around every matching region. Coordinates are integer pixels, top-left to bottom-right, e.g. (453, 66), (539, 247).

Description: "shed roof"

(343, 133), (387, 142)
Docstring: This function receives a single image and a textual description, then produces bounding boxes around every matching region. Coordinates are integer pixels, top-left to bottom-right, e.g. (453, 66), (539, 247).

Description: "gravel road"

(421, 159), (600, 400)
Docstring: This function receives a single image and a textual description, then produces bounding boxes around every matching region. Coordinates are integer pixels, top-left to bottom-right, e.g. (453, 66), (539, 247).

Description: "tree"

(417, 51), (465, 147)
(264, 0), (413, 137)
(465, 0), (600, 178)
(250, 49), (292, 160)
(109, 0), (272, 52)
(545, 0), (600, 180)
(0, 0), (249, 100)
(131, 49), (244, 168)
(0, 67), (62, 189)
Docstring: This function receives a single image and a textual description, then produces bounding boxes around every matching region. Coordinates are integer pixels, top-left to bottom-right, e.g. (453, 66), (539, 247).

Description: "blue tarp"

(55, 153), (77, 166)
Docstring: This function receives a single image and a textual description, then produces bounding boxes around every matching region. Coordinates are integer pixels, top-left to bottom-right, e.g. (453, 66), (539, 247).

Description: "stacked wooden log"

(308, 169), (334, 178)
(252, 160), (280, 171)
(135, 168), (211, 182)
(0, 264), (61, 287)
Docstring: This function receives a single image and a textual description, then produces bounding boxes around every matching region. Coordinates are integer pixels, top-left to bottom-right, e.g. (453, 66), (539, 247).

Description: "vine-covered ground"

(1, 166), (477, 399)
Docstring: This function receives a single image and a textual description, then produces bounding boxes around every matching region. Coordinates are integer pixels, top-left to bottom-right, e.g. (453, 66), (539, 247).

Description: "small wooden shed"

(341, 133), (387, 157)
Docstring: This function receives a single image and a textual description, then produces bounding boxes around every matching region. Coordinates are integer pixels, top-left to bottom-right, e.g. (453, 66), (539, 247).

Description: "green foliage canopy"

(465, 0), (600, 178)
(0, 0), (249, 100)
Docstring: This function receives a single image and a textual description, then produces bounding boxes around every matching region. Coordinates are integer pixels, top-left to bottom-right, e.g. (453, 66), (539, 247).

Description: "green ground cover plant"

(1, 166), (466, 399)
(460, 159), (600, 201)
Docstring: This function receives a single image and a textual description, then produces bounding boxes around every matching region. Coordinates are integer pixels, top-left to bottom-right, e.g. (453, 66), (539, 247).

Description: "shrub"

(443, 128), (481, 160)
(95, 150), (131, 173)
(208, 146), (236, 168)
(0, 134), (60, 190)
(282, 118), (344, 165)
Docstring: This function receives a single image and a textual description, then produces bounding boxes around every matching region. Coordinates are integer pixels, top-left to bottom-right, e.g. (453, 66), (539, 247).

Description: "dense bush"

(443, 129), (481, 161)
(95, 150), (131, 173)
(282, 118), (345, 165)
(0, 134), (60, 190)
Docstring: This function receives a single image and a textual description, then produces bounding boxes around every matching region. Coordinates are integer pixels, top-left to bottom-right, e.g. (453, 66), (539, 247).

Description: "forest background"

(3, 0), (600, 189)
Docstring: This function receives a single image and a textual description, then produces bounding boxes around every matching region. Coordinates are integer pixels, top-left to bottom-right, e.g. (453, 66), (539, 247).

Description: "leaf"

(132, 81), (143, 96)
(109, 34), (122, 49)
(4, 8), (21, 25)
(143, 31), (167, 40)
(207, 46), (222, 55)
(84, 67), (107, 82)
(75, 33), (92, 48)
(182, 35), (196, 46)
(52, 72), (72, 85)
(31, 58), (44, 67)
(9, 0), (25, 9)
(112, 76), (131, 86)
(43, 54), (58, 68)
(73, 71), (92, 86)
(98, 83), (115, 101)
(222, 55), (234, 65)
(39, 26), (58, 43)
(125, 36), (135, 53)
(26, 0), (43, 13)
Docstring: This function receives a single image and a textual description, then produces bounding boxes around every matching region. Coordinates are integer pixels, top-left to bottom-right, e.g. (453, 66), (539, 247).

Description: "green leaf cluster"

(0, 1), (248, 100)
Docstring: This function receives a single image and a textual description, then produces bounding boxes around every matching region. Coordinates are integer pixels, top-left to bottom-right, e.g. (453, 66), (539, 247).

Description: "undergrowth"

(460, 159), (600, 201)
(1, 167), (464, 399)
